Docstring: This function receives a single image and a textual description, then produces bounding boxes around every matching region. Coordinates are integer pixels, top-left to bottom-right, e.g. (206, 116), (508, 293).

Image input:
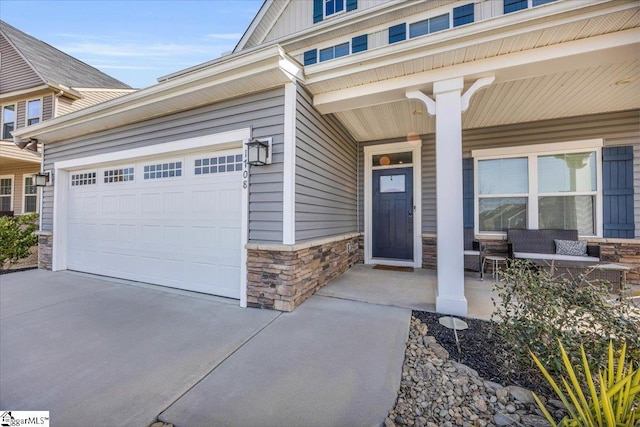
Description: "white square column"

(433, 78), (467, 316)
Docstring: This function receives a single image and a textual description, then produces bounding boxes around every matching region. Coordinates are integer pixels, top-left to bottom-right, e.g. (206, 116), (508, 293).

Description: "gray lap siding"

(295, 84), (358, 242)
(41, 88), (286, 243)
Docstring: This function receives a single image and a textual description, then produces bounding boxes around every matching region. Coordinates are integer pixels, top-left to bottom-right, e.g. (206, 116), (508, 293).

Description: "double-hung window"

(23, 176), (38, 213)
(474, 141), (602, 236)
(27, 99), (41, 126)
(0, 176), (13, 211)
(1, 104), (15, 140)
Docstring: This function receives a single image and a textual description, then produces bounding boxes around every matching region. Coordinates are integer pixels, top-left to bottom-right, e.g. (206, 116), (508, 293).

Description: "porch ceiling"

(308, 3), (640, 142)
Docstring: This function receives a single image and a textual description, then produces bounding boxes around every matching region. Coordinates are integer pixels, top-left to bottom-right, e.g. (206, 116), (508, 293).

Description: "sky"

(1, 0), (264, 88)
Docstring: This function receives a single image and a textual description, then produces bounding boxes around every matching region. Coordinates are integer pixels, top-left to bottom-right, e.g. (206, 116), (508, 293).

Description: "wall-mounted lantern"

(33, 171), (52, 187)
(246, 138), (271, 166)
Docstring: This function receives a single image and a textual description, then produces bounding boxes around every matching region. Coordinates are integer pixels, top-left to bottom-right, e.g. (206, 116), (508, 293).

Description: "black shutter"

(453, 3), (474, 27)
(388, 23), (406, 44)
(346, 0), (357, 12)
(313, 0), (323, 23)
(303, 49), (318, 66)
(603, 146), (635, 238)
(351, 35), (367, 53)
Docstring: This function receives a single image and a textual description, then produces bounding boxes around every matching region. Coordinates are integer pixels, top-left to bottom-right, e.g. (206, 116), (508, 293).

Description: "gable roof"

(0, 20), (132, 90)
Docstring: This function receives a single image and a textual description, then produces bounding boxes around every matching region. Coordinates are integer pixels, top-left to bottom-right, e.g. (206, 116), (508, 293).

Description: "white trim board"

(364, 140), (422, 268)
(52, 127), (252, 307)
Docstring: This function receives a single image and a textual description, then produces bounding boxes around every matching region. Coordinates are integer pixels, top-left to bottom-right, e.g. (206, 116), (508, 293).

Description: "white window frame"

(324, 0), (346, 19)
(26, 98), (42, 126)
(1, 103), (16, 140)
(472, 139), (604, 238)
(0, 175), (14, 212)
(22, 175), (38, 214)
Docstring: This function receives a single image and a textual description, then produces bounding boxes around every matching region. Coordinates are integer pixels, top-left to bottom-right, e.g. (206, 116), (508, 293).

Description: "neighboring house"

(0, 20), (134, 216)
(12, 0), (640, 316)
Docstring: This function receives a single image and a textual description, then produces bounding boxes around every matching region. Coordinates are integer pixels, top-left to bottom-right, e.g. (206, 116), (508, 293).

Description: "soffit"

(335, 57), (640, 141)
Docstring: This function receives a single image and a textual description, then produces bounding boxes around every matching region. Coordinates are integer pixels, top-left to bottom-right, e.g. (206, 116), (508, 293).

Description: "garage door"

(66, 148), (243, 299)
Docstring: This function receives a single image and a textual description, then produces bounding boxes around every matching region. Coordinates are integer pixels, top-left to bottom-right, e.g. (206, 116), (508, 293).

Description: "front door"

(372, 167), (413, 260)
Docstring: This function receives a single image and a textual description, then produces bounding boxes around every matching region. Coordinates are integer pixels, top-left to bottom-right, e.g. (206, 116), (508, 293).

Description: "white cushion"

(463, 250), (480, 256)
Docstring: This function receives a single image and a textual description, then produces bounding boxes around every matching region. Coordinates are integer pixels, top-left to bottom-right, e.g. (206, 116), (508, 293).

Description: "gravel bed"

(385, 314), (566, 427)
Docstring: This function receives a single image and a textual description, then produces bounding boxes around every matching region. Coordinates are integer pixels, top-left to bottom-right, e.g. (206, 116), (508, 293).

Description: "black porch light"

(33, 172), (49, 187)
(247, 138), (269, 166)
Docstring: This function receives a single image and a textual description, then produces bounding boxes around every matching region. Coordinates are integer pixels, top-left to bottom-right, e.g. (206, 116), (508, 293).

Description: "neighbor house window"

(27, 99), (41, 126)
(23, 176), (37, 213)
(1, 104), (15, 139)
(0, 176), (13, 211)
(474, 141), (602, 236)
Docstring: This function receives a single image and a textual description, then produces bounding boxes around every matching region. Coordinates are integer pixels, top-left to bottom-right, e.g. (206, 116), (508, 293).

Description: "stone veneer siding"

(246, 233), (361, 312)
(36, 231), (53, 270)
(422, 234), (640, 284)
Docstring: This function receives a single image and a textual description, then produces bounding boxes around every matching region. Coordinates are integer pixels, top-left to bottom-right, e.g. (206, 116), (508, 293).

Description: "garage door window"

(195, 154), (243, 175)
(104, 167), (134, 183)
(144, 162), (182, 179)
(71, 172), (97, 186)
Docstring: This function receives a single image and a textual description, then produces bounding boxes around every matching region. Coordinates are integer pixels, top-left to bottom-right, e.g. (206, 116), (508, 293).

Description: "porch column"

(407, 76), (493, 317)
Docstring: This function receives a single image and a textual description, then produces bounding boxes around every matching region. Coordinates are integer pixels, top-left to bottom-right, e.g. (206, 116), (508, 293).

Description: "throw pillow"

(554, 239), (587, 256)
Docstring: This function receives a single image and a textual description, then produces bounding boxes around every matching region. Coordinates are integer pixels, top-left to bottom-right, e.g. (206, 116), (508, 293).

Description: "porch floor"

(316, 264), (497, 320)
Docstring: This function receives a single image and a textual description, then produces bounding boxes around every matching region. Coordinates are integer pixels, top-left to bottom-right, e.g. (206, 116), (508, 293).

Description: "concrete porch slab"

(316, 264), (497, 320)
(160, 295), (410, 427)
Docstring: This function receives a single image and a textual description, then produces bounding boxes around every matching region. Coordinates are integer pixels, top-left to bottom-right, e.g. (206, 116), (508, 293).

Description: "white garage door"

(66, 149), (243, 299)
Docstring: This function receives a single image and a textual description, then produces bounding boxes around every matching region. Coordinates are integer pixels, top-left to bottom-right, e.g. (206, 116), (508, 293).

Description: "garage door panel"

(66, 149), (243, 299)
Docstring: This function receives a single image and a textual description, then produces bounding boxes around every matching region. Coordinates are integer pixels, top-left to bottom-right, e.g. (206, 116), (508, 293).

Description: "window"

(195, 154), (242, 175)
(504, 0), (528, 14)
(474, 142), (602, 236)
(143, 161), (182, 179)
(2, 104), (15, 140)
(23, 176), (37, 213)
(453, 3), (474, 27)
(104, 167), (134, 183)
(27, 99), (41, 126)
(0, 176), (13, 211)
(71, 172), (97, 186)
(304, 49), (318, 66)
(409, 14), (450, 38)
(319, 42), (349, 62)
(325, 0), (345, 17)
(351, 34), (368, 54)
(389, 23), (406, 44)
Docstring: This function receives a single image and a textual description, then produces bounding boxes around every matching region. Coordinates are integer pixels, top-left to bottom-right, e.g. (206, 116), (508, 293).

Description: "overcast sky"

(1, 0), (264, 88)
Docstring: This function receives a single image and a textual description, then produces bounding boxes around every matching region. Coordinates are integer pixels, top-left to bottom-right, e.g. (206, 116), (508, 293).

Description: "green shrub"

(532, 340), (640, 426)
(491, 259), (640, 378)
(0, 213), (39, 268)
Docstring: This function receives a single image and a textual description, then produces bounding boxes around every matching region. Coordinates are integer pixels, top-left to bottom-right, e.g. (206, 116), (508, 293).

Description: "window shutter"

(304, 49), (318, 66)
(346, 0), (358, 12)
(313, 0), (323, 23)
(351, 35), (368, 53)
(603, 146), (635, 238)
(463, 158), (474, 229)
(453, 3), (474, 27)
(389, 23), (406, 44)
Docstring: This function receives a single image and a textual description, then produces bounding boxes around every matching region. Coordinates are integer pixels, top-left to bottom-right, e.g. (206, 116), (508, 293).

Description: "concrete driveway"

(0, 270), (409, 427)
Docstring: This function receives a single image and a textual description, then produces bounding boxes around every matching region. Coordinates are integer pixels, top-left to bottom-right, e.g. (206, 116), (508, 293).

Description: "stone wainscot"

(246, 233), (362, 312)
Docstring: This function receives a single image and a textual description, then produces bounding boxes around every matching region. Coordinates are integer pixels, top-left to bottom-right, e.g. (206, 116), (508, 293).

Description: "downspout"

(357, 143), (360, 233)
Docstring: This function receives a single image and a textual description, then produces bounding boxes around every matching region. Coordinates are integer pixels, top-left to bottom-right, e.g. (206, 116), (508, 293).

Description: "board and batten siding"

(295, 84), (357, 242)
(0, 33), (43, 93)
(41, 88), (286, 243)
(359, 110), (639, 235)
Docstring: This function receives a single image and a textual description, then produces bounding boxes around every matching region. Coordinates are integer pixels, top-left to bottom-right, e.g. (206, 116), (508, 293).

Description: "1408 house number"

(243, 147), (249, 189)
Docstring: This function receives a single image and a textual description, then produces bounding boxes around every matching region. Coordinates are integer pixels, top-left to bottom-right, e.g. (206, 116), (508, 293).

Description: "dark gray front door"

(372, 167), (413, 260)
